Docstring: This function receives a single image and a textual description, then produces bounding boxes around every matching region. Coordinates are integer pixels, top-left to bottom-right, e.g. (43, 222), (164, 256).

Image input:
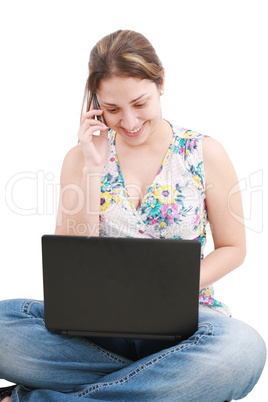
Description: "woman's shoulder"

(172, 123), (227, 155)
(60, 145), (85, 185)
(202, 136), (236, 193)
(171, 124), (232, 177)
(171, 124), (206, 161)
(202, 136), (230, 168)
(172, 124), (205, 141)
(63, 144), (84, 163)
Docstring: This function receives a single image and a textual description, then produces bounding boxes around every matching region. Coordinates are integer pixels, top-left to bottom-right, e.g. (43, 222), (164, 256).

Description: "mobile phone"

(92, 93), (103, 123)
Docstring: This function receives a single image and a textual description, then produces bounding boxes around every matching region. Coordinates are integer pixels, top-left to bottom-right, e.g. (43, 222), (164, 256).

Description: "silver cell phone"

(92, 93), (103, 123)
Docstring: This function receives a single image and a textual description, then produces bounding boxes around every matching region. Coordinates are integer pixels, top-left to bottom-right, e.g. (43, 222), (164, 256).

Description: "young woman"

(0, 30), (266, 402)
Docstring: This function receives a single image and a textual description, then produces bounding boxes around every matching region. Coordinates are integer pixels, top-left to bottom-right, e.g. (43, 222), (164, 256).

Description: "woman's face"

(97, 76), (164, 146)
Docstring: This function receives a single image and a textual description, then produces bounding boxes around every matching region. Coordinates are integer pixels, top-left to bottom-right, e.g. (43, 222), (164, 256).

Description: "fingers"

(81, 109), (103, 125)
(80, 115), (106, 133)
(79, 110), (107, 132)
(78, 107), (109, 148)
(78, 121), (108, 144)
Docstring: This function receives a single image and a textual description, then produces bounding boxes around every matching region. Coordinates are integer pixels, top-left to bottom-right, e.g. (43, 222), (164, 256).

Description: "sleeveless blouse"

(99, 123), (230, 315)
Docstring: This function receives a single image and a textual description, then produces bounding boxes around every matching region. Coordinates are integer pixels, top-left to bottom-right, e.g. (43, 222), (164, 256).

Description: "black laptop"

(42, 235), (201, 341)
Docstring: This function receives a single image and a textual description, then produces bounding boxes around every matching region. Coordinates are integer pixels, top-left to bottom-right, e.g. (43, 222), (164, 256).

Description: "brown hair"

(81, 30), (164, 116)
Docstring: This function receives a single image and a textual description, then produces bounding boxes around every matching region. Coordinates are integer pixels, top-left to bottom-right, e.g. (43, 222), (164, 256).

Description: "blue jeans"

(0, 299), (266, 401)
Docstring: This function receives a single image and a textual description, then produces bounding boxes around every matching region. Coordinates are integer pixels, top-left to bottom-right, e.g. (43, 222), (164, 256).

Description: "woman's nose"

(120, 110), (139, 130)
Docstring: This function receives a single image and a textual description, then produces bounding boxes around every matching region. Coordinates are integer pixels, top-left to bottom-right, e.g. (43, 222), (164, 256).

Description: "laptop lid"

(42, 235), (201, 341)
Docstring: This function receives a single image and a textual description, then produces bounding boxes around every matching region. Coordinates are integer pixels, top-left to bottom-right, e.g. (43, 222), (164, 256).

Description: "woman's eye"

(135, 103), (146, 108)
(107, 108), (118, 113)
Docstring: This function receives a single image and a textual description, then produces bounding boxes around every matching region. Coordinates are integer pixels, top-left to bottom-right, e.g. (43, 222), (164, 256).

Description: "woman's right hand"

(78, 109), (109, 169)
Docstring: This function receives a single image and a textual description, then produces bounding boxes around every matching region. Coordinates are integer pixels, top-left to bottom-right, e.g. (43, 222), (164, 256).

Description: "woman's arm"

(200, 136), (246, 290)
(55, 109), (108, 236)
(55, 145), (103, 236)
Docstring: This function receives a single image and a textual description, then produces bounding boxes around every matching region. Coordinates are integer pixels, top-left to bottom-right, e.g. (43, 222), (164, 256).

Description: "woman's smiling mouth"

(122, 122), (146, 137)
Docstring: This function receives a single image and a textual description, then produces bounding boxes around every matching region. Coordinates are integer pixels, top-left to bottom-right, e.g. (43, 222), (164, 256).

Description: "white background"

(0, 0), (267, 399)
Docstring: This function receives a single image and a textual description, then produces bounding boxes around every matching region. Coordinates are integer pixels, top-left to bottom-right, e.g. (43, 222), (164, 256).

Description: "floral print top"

(99, 124), (230, 315)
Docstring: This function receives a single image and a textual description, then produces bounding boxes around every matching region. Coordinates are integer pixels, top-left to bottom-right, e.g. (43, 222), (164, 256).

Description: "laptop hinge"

(52, 329), (182, 341)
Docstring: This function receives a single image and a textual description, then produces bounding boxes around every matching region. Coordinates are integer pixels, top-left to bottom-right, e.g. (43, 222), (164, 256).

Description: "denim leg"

(0, 299), (132, 392)
(1, 300), (266, 401)
(73, 306), (265, 402)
